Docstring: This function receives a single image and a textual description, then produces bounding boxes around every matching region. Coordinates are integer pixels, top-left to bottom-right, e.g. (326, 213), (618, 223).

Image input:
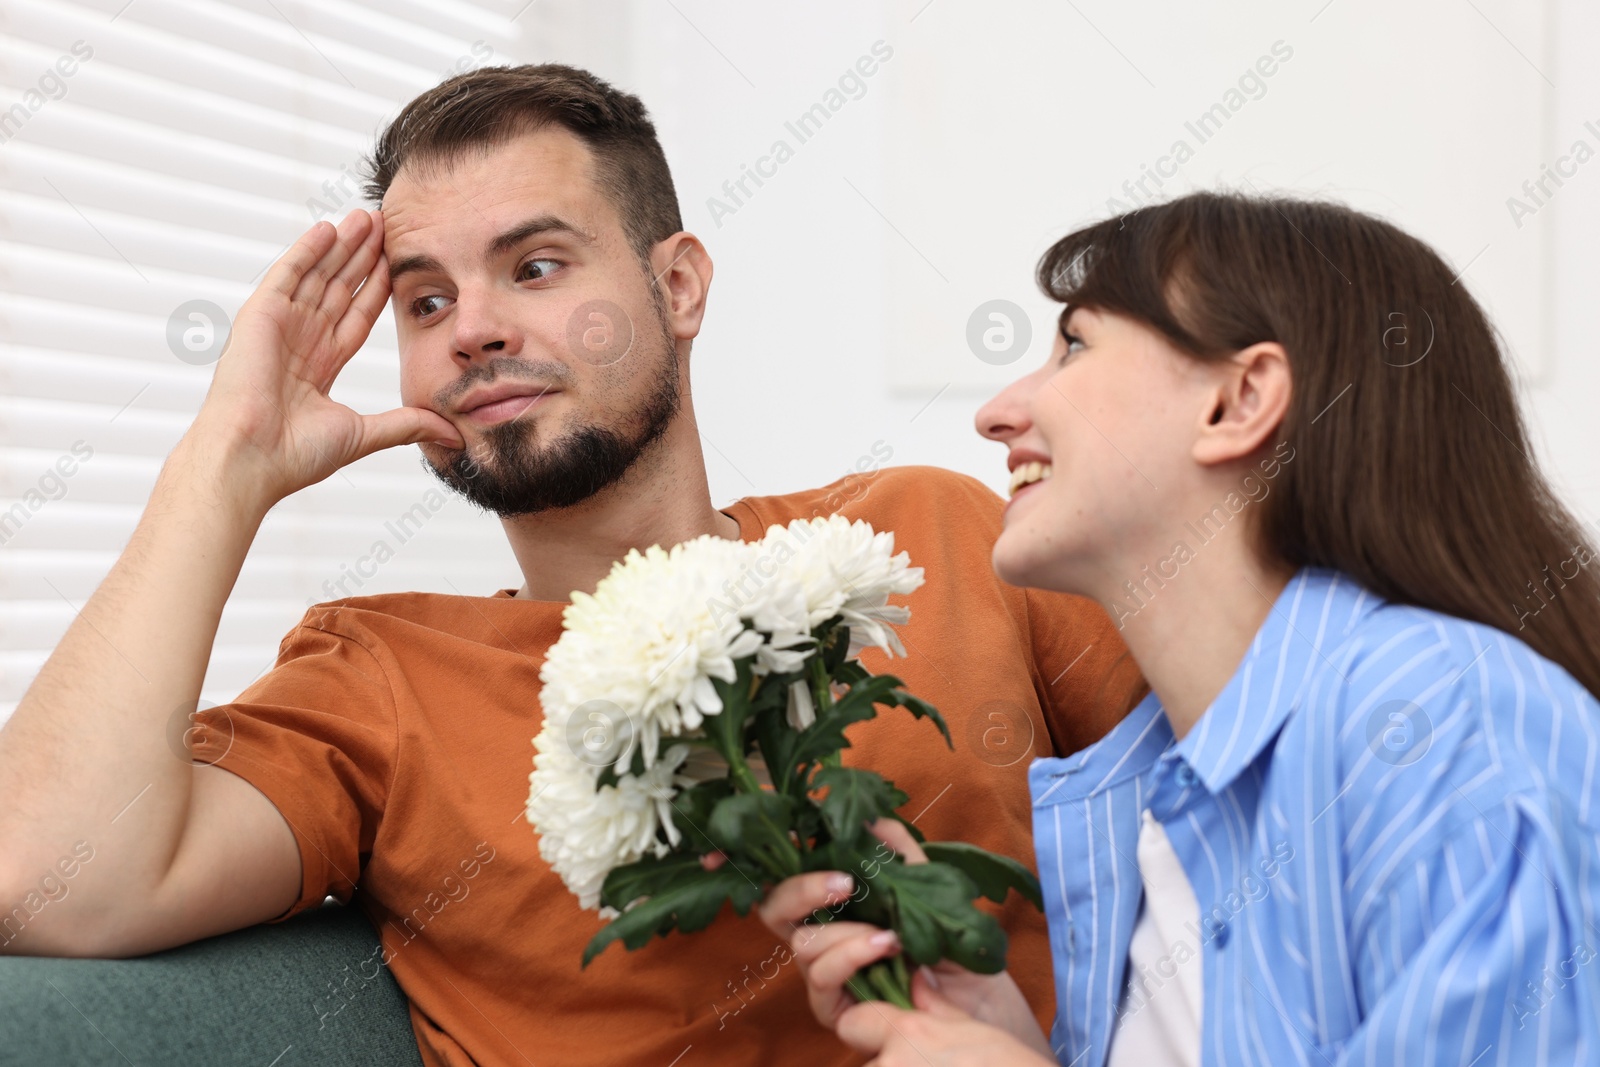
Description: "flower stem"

(715, 716), (765, 796)
(810, 656), (835, 713)
(718, 732), (803, 878)
(811, 657), (842, 770)
(845, 971), (876, 1003)
(861, 959), (914, 1009)
(891, 952), (911, 996)
(752, 845), (796, 882)
(727, 758), (764, 796)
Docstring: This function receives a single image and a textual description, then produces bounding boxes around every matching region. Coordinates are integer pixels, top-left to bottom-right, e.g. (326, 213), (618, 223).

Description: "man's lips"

(455, 382), (560, 425)
(460, 391), (557, 426)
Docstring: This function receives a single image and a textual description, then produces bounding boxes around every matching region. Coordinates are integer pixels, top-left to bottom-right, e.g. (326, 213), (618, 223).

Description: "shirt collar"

(1029, 688), (1175, 807)
(1175, 567), (1378, 794)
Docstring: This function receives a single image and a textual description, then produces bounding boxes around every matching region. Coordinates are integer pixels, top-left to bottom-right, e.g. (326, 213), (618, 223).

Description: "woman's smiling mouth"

(1008, 460), (1053, 497)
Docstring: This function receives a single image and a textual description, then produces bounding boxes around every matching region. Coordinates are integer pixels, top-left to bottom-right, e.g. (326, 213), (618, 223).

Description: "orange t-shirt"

(193, 465), (1142, 1067)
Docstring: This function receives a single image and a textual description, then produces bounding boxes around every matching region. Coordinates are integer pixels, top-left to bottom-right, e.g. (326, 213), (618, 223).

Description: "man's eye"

(410, 294), (450, 318)
(518, 258), (561, 282)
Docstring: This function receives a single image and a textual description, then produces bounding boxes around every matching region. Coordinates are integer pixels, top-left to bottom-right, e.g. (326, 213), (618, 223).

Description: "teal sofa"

(0, 903), (422, 1066)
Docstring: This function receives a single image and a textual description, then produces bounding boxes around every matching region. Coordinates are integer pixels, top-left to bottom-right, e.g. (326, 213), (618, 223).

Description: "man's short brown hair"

(363, 63), (683, 263)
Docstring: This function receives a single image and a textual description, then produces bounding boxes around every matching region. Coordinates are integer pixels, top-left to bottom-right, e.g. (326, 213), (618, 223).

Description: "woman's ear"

(650, 232), (713, 343)
(1192, 342), (1291, 467)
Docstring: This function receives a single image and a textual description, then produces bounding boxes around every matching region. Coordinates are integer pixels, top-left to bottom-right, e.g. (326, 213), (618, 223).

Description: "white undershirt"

(1106, 809), (1204, 1067)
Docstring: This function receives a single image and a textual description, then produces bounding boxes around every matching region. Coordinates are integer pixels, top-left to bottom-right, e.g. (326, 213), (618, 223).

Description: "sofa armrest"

(0, 902), (422, 1067)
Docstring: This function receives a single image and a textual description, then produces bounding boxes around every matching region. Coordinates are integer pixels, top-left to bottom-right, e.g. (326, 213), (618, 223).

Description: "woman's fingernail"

(870, 930), (899, 949)
(826, 873), (853, 896)
(919, 965), (941, 990)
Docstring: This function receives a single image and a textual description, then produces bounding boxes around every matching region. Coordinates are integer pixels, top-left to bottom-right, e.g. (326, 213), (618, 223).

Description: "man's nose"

(450, 290), (523, 362)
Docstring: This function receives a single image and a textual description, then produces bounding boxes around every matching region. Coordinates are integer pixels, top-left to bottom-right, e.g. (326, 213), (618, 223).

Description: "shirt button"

(1175, 764), (1197, 788)
(1213, 921), (1230, 949)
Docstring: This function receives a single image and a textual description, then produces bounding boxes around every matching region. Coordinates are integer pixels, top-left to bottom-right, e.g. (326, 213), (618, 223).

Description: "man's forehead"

(379, 127), (608, 252)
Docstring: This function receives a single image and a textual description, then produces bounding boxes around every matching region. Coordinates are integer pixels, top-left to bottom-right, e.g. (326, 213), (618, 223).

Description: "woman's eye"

(517, 258), (561, 282)
(1059, 331), (1086, 364)
(410, 294), (450, 318)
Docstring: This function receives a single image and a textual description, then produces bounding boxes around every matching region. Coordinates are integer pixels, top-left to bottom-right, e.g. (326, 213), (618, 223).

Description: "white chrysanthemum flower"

(761, 516), (925, 657)
(527, 516), (924, 915)
(539, 535), (763, 771)
(712, 545), (812, 674)
(526, 739), (695, 910)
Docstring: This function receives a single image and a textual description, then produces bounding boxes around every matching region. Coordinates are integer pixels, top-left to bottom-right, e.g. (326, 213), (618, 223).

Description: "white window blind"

(0, 0), (535, 722)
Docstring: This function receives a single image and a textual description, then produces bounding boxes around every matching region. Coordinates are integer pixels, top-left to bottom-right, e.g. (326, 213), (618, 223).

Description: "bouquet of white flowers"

(526, 515), (1041, 1006)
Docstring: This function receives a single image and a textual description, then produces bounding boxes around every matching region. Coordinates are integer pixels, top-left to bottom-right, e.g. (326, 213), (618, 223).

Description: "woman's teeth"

(1009, 461), (1053, 497)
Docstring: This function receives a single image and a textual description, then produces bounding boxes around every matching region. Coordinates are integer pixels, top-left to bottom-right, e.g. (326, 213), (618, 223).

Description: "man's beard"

(424, 320), (680, 517)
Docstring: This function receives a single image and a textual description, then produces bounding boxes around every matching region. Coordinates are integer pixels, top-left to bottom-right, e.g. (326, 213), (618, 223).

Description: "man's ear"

(649, 232), (713, 343)
(1192, 341), (1291, 467)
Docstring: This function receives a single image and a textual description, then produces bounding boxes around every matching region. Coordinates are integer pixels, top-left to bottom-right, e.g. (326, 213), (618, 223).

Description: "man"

(0, 64), (1140, 1065)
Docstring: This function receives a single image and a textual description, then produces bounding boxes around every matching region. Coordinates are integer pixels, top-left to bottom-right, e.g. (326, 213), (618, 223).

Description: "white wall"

(1530, 0), (1600, 533)
(532, 1), (997, 507)
(533, 0), (1600, 537)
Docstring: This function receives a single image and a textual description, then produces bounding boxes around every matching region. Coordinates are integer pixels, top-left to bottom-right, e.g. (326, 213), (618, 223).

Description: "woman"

(758, 191), (1600, 1065)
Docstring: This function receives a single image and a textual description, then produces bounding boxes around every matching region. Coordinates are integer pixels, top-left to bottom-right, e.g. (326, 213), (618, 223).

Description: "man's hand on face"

(193, 208), (463, 509)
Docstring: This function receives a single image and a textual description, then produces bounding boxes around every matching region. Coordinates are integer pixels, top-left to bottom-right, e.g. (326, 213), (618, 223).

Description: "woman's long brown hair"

(1037, 191), (1600, 700)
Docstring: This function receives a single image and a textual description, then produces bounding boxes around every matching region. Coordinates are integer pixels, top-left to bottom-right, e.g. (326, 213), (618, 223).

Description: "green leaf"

(888, 687), (952, 748)
(790, 801), (824, 849)
(828, 672), (903, 716)
(873, 861), (1011, 974)
(597, 851), (706, 913)
(818, 855), (1014, 975)
(922, 842), (1044, 911)
(800, 842), (1002, 972)
(707, 790), (801, 879)
(703, 661), (756, 759)
(667, 778), (735, 851)
(584, 860), (763, 966)
(832, 660), (871, 686)
(747, 669), (792, 717)
(789, 674), (901, 770)
(753, 698), (803, 796)
(804, 838), (894, 928)
(811, 766), (907, 844)
(788, 673), (953, 780)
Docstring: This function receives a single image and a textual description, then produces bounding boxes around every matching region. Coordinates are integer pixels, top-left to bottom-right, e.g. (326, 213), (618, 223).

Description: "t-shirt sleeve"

(190, 612), (398, 921)
(1021, 586), (1148, 756)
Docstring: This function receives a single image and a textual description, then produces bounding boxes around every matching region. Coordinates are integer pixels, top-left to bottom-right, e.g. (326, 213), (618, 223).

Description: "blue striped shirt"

(1029, 568), (1600, 1066)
